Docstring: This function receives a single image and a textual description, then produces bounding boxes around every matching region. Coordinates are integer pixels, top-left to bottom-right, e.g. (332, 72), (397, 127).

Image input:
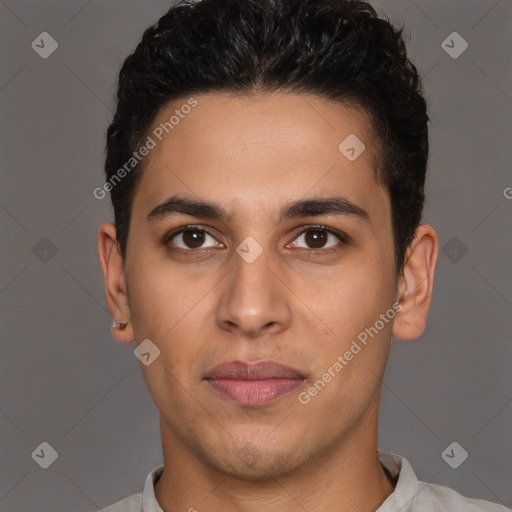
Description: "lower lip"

(206, 378), (304, 407)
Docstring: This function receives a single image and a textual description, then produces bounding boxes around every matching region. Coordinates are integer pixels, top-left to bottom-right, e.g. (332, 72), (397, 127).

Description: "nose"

(216, 246), (292, 338)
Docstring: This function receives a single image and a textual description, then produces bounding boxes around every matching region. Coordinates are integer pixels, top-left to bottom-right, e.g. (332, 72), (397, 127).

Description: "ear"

(392, 224), (439, 341)
(97, 222), (135, 343)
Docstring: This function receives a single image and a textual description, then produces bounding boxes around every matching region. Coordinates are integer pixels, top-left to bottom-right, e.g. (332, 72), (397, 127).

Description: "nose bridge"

(232, 242), (272, 299)
(216, 240), (291, 335)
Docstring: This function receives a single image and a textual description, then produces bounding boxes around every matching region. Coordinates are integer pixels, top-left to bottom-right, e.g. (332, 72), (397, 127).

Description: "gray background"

(0, 0), (511, 510)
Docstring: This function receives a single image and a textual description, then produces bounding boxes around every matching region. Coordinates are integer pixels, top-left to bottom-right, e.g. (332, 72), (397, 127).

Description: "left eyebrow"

(146, 195), (370, 224)
(279, 197), (370, 223)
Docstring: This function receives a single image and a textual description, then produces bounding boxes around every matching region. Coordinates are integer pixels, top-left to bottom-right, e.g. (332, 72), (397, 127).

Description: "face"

(107, 92), (402, 479)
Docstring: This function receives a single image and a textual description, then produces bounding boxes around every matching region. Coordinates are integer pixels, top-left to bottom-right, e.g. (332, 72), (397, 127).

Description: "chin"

(207, 442), (310, 482)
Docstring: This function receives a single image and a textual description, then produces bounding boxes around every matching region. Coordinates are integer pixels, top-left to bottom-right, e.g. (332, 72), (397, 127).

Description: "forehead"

(132, 91), (387, 222)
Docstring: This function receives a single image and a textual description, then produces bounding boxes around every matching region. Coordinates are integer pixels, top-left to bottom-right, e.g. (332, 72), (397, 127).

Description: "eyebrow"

(146, 195), (370, 224)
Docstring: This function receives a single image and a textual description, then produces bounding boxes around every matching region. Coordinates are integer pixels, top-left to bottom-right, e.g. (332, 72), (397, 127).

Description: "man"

(97, 0), (510, 510)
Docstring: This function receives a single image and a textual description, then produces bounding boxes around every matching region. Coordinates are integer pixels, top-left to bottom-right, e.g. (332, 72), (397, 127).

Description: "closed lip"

(204, 359), (306, 407)
(204, 360), (306, 381)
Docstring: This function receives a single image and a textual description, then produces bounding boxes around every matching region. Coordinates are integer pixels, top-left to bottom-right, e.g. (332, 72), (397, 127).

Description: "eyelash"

(163, 224), (350, 255)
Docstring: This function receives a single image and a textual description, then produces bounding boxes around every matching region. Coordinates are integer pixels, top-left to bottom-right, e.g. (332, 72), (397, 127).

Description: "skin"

(98, 91), (438, 512)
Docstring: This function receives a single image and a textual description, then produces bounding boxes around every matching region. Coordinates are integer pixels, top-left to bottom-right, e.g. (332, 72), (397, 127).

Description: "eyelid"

(164, 224), (350, 251)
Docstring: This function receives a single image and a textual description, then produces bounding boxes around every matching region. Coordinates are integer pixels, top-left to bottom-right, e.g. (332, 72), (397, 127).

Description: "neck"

(154, 399), (395, 512)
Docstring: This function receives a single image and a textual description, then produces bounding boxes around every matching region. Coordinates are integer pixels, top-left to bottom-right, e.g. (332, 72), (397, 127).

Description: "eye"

(166, 226), (223, 250)
(164, 224), (348, 253)
(288, 226), (347, 251)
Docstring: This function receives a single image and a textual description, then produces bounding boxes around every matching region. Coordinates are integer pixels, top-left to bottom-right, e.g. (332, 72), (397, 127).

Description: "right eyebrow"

(147, 196), (230, 223)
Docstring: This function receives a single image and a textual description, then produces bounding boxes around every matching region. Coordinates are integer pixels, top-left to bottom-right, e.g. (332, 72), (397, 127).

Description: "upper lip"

(204, 360), (305, 380)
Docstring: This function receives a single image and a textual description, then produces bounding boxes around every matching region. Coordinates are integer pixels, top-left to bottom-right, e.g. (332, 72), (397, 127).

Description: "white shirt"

(102, 449), (511, 512)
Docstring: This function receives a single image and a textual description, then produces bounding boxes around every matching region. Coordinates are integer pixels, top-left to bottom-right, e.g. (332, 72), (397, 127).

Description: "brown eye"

(304, 229), (328, 249)
(181, 229), (206, 248)
(289, 226), (345, 250)
(167, 227), (220, 250)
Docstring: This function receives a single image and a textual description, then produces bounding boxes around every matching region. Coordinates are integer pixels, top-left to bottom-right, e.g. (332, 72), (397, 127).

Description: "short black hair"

(105, 0), (429, 272)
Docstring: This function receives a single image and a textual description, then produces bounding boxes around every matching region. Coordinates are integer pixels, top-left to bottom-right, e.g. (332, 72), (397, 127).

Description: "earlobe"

(392, 224), (439, 341)
(97, 222), (135, 343)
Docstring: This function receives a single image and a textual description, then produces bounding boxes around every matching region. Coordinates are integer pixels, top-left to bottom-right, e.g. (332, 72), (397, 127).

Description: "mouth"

(204, 360), (306, 407)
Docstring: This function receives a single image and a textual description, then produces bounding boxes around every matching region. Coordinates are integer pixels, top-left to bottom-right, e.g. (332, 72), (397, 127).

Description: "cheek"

(302, 279), (394, 428)
(299, 254), (396, 401)
(127, 259), (216, 376)
(130, 267), (204, 410)
(127, 254), (201, 336)
(309, 262), (392, 333)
